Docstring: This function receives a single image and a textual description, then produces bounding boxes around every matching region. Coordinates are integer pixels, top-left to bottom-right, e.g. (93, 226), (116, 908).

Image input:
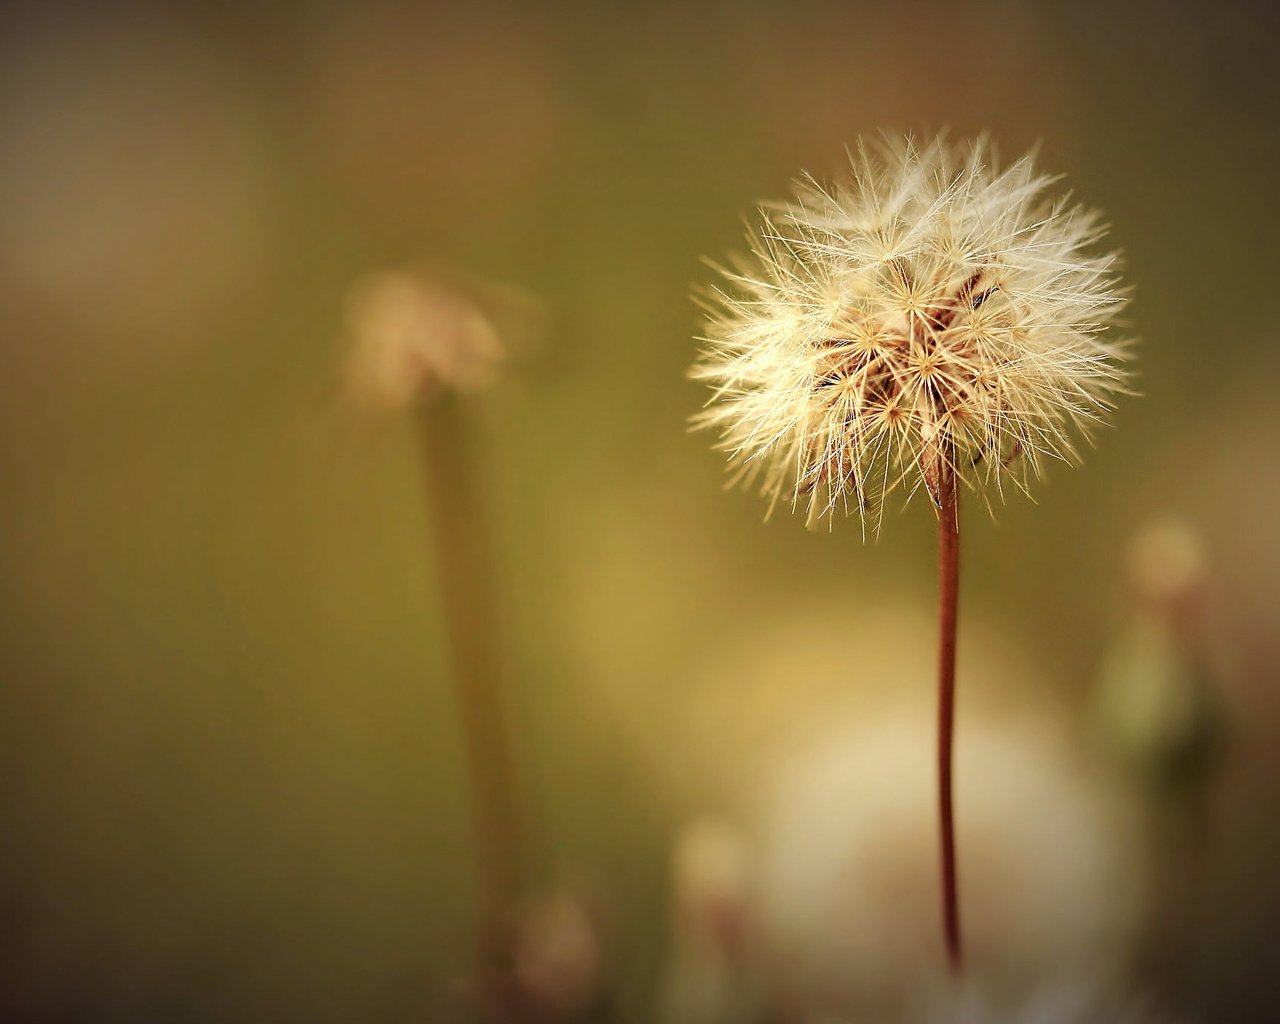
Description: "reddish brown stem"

(936, 460), (963, 974)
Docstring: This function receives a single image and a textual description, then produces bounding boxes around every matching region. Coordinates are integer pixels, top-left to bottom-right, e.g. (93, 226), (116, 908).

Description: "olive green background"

(1, 1), (1277, 1020)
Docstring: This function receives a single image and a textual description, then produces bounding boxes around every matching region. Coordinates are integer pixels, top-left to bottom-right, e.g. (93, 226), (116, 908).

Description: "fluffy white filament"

(692, 135), (1132, 531)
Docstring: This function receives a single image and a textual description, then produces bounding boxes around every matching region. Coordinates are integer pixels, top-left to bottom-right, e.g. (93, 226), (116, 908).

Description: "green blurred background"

(1, 1), (1278, 1020)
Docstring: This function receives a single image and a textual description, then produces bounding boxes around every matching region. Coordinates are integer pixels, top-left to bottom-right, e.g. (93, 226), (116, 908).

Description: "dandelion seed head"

(342, 269), (510, 411)
(691, 135), (1132, 529)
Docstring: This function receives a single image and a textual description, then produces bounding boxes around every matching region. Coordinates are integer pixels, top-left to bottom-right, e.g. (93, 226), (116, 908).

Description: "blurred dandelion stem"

(416, 396), (524, 918)
(935, 456), (963, 973)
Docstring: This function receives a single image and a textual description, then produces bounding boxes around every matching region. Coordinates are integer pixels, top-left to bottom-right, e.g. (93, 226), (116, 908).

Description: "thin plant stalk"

(416, 395), (524, 1005)
(691, 135), (1132, 982)
(935, 456), (962, 974)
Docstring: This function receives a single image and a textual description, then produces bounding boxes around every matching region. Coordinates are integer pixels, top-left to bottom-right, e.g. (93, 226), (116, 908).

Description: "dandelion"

(341, 266), (539, 1020)
(1094, 517), (1221, 790)
(342, 268), (540, 411)
(691, 135), (1134, 973)
(1092, 518), (1223, 1000)
(692, 134), (1129, 527)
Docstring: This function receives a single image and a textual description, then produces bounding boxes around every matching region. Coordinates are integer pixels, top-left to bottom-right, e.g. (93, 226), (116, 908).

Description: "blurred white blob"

(0, 12), (270, 348)
(923, 984), (1183, 1024)
(754, 707), (1144, 1015)
(341, 269), (541, 411)
(659, 818), (766, 1024)
(511, 890), (605, 1020)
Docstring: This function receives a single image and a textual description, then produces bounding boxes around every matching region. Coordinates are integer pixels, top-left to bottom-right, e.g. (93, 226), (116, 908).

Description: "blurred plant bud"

(672, 818), (751, 950)
(660, 818), (766, 1024)
(1093, 518), (1224, 792)
(511, 890), (606, 1021)
(341, 267), (543, 412)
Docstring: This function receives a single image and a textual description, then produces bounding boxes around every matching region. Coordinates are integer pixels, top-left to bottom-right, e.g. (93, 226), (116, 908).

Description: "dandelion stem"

(416, 396), (524, 1009)
(936, 457), (963, 974)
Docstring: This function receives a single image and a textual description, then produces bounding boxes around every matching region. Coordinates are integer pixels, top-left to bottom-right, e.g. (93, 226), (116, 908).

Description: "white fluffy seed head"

(691, 135), (1133, 531)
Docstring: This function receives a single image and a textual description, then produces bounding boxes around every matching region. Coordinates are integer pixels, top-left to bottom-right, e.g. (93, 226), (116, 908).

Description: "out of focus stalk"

(417, 396), (526, 1020)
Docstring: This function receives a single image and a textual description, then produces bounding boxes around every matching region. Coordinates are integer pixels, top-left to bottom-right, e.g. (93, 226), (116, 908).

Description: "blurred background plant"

(0, 1), (1277, 1022)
